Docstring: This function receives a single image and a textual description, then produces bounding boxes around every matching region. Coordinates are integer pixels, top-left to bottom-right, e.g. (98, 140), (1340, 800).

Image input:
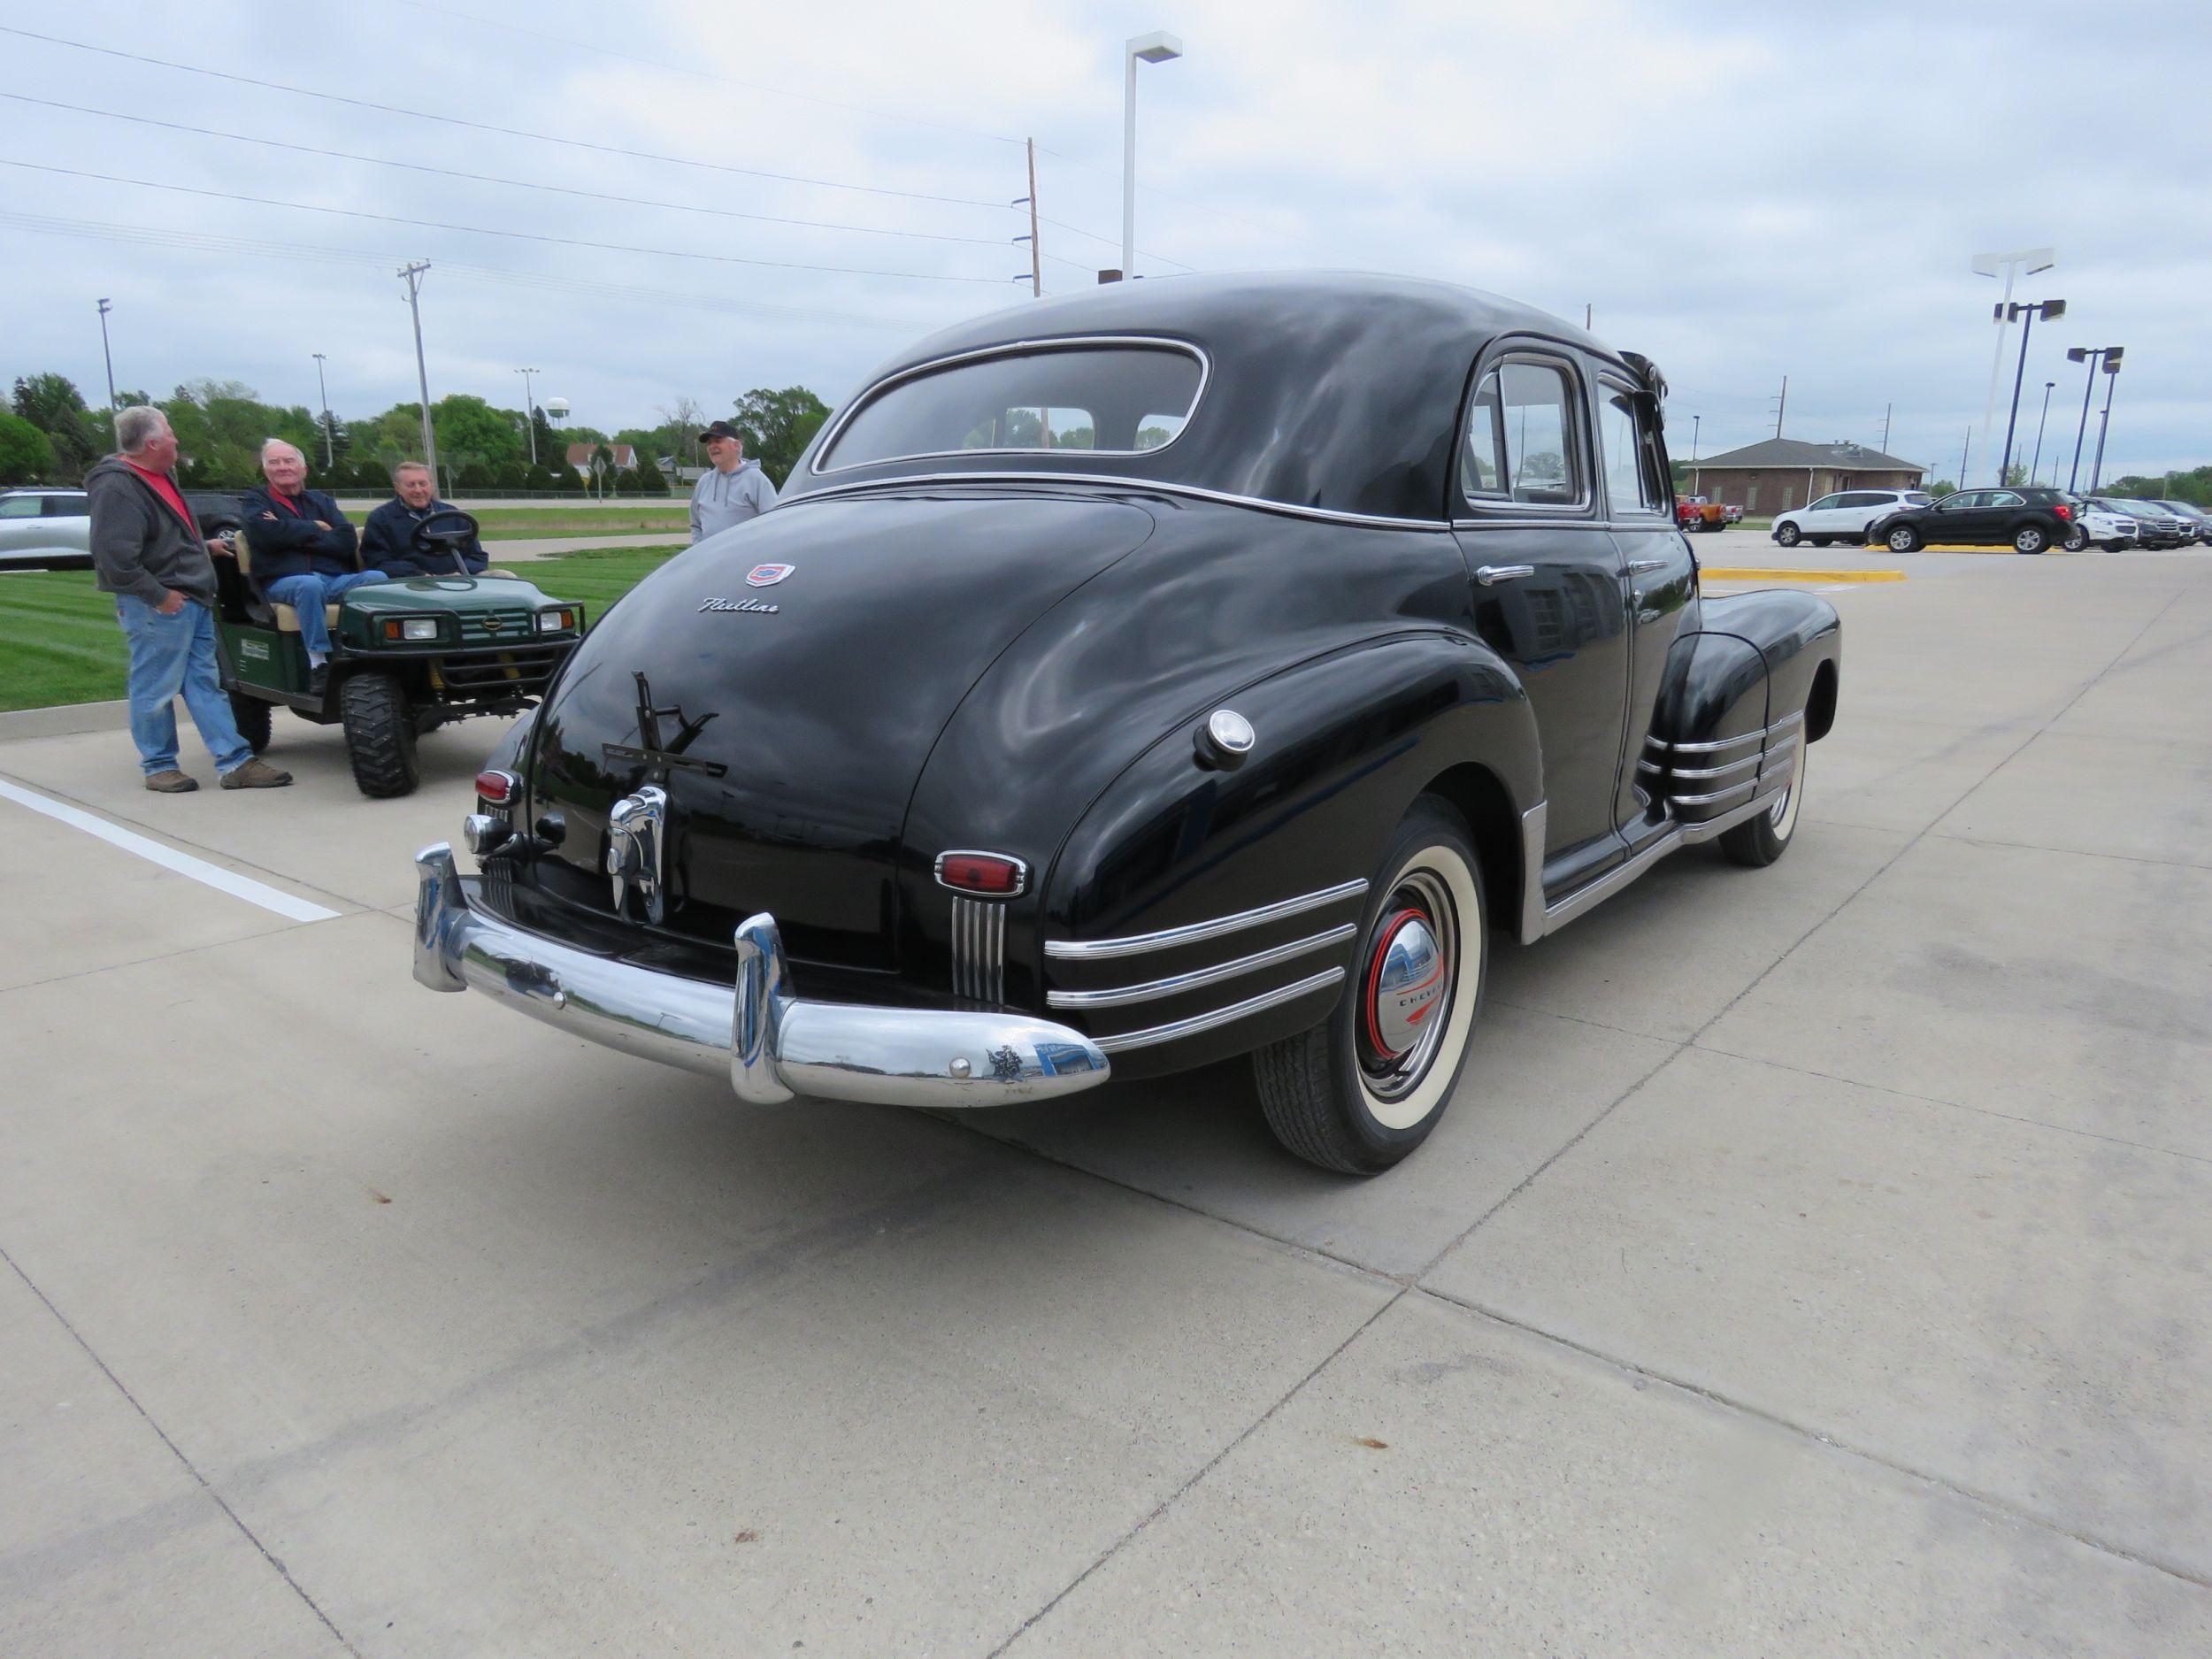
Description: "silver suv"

(0, 488), (92, 570)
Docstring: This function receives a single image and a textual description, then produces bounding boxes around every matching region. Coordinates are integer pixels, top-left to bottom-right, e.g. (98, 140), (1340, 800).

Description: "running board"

(1519, 778), (1792, 942)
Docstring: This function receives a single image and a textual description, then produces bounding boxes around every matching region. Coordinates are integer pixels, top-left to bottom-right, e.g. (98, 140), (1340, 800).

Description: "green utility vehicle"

(196, 501), (585, 798)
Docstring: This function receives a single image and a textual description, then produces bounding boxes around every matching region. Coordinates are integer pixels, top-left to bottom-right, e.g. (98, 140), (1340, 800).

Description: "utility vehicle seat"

(227, 527), (342, 631)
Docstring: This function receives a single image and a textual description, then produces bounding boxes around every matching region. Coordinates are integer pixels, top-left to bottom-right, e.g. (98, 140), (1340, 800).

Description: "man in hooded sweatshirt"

(86, 406), (291, 792)
(688, 420), (778, 542)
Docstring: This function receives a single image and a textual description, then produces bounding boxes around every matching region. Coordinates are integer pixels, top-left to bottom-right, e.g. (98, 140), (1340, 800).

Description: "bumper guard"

(412, 843), (1110, 1107)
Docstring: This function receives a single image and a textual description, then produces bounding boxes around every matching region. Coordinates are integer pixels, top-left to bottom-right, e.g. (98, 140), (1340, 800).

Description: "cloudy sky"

(3, 0), (2206, 481)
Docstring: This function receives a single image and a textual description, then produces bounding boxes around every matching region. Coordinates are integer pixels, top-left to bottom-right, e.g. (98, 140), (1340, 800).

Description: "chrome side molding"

(1047, 923), (1357, 1009)
(1091, 970), (1345, 1054)
(1046, 878), (1370, 960)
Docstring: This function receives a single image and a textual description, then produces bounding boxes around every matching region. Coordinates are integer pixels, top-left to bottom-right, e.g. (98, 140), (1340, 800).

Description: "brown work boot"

(143, 770), (199, 794)
(219, 757), (293, 790)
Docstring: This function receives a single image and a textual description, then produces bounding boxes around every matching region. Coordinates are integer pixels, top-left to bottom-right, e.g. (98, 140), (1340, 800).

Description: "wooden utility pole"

(1881, 403), (1892, 451)
(1025, 140), (1042, 298)
(1771, 375), (1788, 439)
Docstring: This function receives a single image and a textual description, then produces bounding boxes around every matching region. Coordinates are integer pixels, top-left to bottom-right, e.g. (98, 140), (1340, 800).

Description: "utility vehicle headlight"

(536, 608), (577, 633)
(402, 618), (441, 641)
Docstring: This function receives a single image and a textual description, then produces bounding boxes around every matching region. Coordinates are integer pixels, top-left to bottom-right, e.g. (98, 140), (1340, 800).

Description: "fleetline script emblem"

(745, 562), (795, 588)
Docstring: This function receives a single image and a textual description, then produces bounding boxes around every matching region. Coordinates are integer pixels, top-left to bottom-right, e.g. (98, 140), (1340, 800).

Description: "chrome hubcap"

(1356, 872), (1456, 1102)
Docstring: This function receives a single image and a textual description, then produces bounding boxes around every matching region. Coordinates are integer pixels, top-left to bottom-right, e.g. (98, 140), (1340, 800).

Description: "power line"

(0, 92), (1018, 250)
(0, 210), (926, 330)
(0, 158), (1010, 283)
(0, 25), (1009, 209)
(389, 0), (1030, 150)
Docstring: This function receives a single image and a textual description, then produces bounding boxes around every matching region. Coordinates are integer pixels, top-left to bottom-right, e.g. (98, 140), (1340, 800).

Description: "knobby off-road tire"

(340, 672), (420, 798)
(1253, 798), (1486, 1174)
(227, 690), (273, 755)
(1720, 737), (1806, 868)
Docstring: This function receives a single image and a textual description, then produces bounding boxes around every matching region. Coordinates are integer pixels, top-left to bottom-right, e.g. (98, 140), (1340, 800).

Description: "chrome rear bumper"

(412, 844), (1110, 1107)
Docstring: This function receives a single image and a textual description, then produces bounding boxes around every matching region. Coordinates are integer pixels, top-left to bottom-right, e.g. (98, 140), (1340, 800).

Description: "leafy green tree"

(1924, 478), (1958, 498)
(0, 409), (55, 484)
(430, 395), (526, 475)
(526, 406), (561, 469)
(12, 373), (107, 474)
(730, 386), (831, 487)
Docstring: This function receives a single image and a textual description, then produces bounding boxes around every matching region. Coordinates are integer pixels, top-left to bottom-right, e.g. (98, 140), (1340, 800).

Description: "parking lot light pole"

(1121, 31), (1184, 280)
(1998, 297), (2064, 487)
(95, 298), (118, 416)
(311, 352), (334, 467)
(2028, 380), (2055, 486)
(2064, 346), (2121, 492)
(514, 368), (541, 465)
(1972, 247), (2055, 484)
(2089, 351), (2124, 493)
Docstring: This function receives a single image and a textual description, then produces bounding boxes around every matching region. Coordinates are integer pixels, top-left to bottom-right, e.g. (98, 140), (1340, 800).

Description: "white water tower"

(544, 397), (570, 424)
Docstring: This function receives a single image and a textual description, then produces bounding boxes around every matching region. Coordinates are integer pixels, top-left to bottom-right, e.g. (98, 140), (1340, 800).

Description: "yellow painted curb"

(1701, 567), (1908, 583)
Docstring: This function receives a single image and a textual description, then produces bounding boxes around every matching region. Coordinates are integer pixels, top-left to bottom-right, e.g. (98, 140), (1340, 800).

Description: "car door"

(1980, 490), (2028, 542)
(1801, 493), (1844, 534)
(1594, 372), (1695, 846)
(1928, 491), (1983, 541)
(41, 494), (90, 557)
(1453, 347), (1632, 895)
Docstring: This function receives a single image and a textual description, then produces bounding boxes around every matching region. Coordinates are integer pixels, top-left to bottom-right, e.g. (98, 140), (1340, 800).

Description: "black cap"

(698, 420), (743, 442)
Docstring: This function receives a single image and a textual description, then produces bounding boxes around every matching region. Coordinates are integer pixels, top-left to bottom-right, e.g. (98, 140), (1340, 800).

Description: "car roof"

(788, 271), (1634, 523)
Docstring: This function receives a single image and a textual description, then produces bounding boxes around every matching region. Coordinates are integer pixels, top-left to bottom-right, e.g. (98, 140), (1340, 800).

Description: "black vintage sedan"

(414, 273), (1839, 1172)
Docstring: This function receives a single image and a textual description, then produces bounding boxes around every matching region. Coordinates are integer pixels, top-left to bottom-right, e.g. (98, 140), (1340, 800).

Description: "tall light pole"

(2064, 346), (2121, 492)
(95, 298), (118, 413)
(2089, 351), (2124, 492)
(2028, 380), (2055, 485)
(1972, 247), (2055, 483)
(1121, 31), (1184, 280)
(1997, 296), (2064, 487)
(397, 261), (438, 485)
(514, 367), (541, 465)
(311, 351), (334, 467)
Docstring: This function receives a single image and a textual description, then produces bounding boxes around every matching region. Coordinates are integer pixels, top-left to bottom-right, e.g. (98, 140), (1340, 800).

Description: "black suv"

(1867, 487), (2084, 556)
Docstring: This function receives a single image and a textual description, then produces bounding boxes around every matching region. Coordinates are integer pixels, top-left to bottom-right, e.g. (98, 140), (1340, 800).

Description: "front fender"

(1040, 632), (1539, 1076)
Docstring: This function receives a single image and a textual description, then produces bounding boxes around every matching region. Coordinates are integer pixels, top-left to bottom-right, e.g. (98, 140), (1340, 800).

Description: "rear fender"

(1041, 633), (1539, 1077)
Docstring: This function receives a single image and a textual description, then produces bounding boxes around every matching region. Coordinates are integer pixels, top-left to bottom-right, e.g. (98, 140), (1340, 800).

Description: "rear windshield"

(818, 343), (1205, 472)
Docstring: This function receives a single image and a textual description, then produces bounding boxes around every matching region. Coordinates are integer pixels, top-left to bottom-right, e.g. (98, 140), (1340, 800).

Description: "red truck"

(1676, 495), (1727, 533)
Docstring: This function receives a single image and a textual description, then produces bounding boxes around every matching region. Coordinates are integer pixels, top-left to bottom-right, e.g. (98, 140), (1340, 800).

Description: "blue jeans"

(260, 570), (388, 657)
(115, 596), (253, 777)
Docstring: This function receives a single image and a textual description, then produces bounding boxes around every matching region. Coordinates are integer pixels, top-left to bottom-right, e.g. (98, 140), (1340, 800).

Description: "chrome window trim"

(810, 335), (1212, 476)
(787, 471), (1440, 532)
(1456, 347), (1595, 518)
(1046, 923), (1357, 1009)
(1595, 373), (1671, 520)
(1091, 969), (1345, 1054)
(1046, 878), (1370, 960)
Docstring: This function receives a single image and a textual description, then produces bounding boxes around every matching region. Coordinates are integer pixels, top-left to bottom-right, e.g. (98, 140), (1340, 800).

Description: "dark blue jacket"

(360, 496), (488, 576)
(237, 485), (359, 585)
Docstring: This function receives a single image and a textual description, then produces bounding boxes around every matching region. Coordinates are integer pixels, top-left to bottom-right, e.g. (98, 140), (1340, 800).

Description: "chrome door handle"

(1473, 565), (1536, 586)
(1627, 557), (1670, 573)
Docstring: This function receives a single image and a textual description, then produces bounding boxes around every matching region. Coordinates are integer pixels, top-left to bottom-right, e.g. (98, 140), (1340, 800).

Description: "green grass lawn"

(0, 546), (685, 714)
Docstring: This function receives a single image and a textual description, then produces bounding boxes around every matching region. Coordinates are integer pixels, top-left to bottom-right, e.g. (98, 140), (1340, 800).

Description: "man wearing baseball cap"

(689, 420), (779, 542)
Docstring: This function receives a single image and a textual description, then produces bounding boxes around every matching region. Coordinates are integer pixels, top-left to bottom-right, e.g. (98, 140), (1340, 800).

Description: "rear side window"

(0, 496), (42, 519)
(1463, 358), (1584, 508)
(818, 343), (1203, 472)
(1596, 384), (1663, 515)
(44, 495), (89, 518)
(1903, 492), (1932, 506)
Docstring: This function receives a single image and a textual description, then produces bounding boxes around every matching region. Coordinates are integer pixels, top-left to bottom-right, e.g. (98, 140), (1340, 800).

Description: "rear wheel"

(339, 672), (420, 797)
(2062, 524), (2088, 551)
(227, 690), (273, 755)
(1253, 799), (1486, 1174)
(1719, 740), (1805, 868)
(1886, 524), (1922, 552)
(2014, 524), (2050, 555)
(1774, 521), (1802, 548)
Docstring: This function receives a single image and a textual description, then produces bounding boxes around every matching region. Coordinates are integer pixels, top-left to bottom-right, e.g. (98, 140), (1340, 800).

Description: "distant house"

(565, 442), (637, 473)
(1689, 440), (1925, 515)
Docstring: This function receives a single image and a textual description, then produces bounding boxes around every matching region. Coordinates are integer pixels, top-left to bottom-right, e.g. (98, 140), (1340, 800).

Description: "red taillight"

(935, 851), (1026, 896)
(475, 768), (518, 805)
(2052, 503), (2073, 520)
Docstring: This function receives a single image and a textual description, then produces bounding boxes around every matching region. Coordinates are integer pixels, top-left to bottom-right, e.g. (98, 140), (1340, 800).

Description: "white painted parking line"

(0, 776), (340, 923)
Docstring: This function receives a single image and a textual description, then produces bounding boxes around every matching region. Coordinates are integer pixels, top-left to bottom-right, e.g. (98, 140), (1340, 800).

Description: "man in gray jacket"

(689, 420), (778, 542)
(88, 407), (290, 792)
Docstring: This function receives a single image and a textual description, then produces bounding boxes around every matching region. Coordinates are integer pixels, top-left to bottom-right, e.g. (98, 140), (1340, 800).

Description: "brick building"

(1688, 439), (1924, 515)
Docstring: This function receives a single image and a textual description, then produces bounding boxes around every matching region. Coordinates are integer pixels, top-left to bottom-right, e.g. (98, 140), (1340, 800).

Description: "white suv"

(0, 488), (93, 569)
(2069, 502), (2137, 551)
(1772, 488), (1932, 548)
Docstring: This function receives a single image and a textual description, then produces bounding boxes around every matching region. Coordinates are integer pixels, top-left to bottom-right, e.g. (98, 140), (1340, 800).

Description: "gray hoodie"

(689, 457), (778, 542)
(86, 454), (218, 609)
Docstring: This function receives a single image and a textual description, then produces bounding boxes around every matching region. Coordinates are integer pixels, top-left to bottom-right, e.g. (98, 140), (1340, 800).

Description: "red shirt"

(123, 461), (196, 532)
(265, 488), (304, 517)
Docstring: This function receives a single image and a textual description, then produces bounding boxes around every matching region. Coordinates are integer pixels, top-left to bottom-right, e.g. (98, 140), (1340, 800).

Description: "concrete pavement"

(2, 547), (2208, 1655)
